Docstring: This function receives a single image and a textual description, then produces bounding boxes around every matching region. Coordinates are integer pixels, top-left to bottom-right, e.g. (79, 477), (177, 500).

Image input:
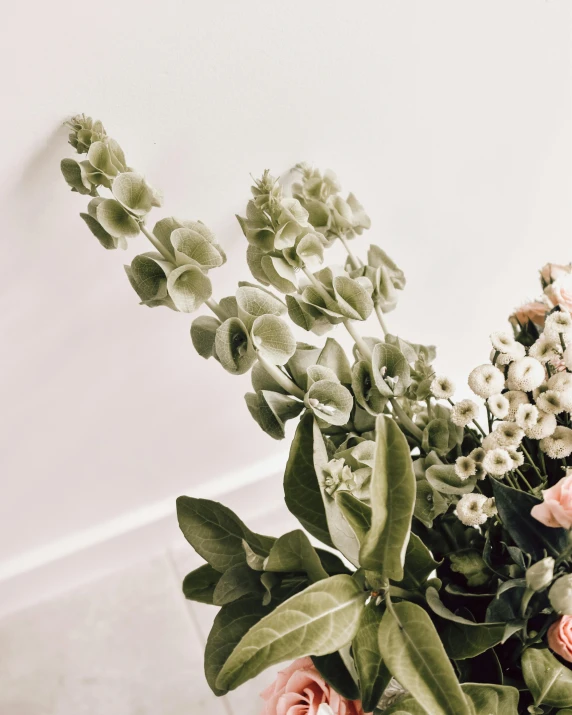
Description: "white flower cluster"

(466, 322), (572, 465)
(451, 317), (572, 527)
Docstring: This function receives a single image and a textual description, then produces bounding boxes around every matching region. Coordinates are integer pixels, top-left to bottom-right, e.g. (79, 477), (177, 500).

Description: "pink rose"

(531, 474), (572, 529)
(548, 615), (572, 662)
(545, 274), (572, 313)
(540, 262), (572, 285)
(260, 657), (371, 715)
(510, 301), (548, 328)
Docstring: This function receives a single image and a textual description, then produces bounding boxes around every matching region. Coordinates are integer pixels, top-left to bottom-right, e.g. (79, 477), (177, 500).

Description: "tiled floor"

(0, 508), (299, 714)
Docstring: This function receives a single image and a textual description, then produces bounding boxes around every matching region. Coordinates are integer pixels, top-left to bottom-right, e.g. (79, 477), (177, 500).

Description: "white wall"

(1, 1), (570, 594)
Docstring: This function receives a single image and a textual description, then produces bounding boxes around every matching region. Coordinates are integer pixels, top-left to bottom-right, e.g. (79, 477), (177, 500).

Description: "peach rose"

(545, 274), (572, 313)
(510, 301), (548, 328)
(540, 262), (572, 285)
(531, 474), (572, 529)
(260, 657), (370, 715)
(548, 615), (572, 662)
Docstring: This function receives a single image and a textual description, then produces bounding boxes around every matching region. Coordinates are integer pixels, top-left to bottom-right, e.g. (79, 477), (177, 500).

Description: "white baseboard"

(0, 452), (289, 620)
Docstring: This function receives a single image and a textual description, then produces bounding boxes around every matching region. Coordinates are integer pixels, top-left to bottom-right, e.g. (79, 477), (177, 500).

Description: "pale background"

(0, 0), (571, 712)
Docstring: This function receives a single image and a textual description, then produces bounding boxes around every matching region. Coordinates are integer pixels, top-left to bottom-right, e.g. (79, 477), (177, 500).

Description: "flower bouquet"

(59, 115), (572, 714)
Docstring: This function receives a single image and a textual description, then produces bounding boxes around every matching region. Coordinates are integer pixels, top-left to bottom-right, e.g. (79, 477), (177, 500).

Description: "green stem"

(343, 319), (373, 361)
(520, 443), (544, 481)
(256, 354), (305, 400)
(516, 468), (534, 492)
(338, 233), (361, 270)
(390, 397), (424, 442)
(374, 303), (388, 336)
(506, 472), (520, 490)
(205, 298), (228, 322)
(301, 266), (332, 304)
(140, 224), (175, 262)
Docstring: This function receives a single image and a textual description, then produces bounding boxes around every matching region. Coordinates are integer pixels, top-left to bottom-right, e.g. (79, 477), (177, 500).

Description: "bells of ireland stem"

(526, 557), (555, 592)
(549, 574), (572, 614)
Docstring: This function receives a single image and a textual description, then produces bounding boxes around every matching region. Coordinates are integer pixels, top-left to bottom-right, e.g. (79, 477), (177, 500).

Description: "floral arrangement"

(59, 115), (572, 715)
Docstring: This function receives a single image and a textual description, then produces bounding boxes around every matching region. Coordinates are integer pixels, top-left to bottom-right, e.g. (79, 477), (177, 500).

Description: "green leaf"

(318, 337), (352, 384)
(336, 491), (371, 545)
(313, 423), (361, 566)
(190, 315), (221, 359)
(96, 199), (140, 239)
(167, 264), (212, 313)
(205, 595), (270, 695)
(491, 480), (568, 559)
(176, 497), (274, 572)
(263, 529), (328, 582)
(112, 172), (160, 217)
(171, 227), (224, 270)
(182, 563), (221, 604)
(236, 285), (286, 330)
(522, 648), (572, 707)
(426, 463), (477, 495)
(378, 601), (472, 715)
(372, 343), (411, 397)
(261, 255), (298, 293)
(311, 651), (360, 701)
(251, 314), (296, 365)
(126, 252), (171, 302)
(79, 212), (117, 249)
(400, 534), (440, 590)
(283, 413), (332, 547)
(353, 605), (391, 712)
(305, 379), (354, 426)
(215, 317), (256, 374)
(216, 574), (366, 691)
(212, 563), (264, 606)
(425, 587), (508, 660)
(333, 276), (374, 320)
(61, 158), (93, 194)
(245, 390), (304, 439)
(385, 683), (519, 715)
(360, 415), (416, 581)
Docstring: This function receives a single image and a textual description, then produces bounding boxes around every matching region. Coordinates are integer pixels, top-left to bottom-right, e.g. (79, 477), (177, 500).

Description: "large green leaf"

(182, 563), (221, 604)
(212, 563), (264, 606)
(400, 534), (440, 590)
(425, 587), (508, 660)
(176, 497), (274, 572)
(263, 529), (328, 582)
(491, 480), (568, 559)
(384, 683), (519, 715)
(205, 595), (270, 695)
(216, 574), (366, 691)
(336, 491), (371, 545)
(313, 422), (361, 566)
(378, 601), (472, 715)
(360, 415), (416, 580)
(426, 464), (476, 495)
(353, 604), (390, 712)
(522, 647), (572, 707)
(283, 412), (332, 546)
(311, 651), (360, 701)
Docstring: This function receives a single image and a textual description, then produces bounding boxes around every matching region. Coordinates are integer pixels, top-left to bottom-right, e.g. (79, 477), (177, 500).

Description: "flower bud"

(549, 574), (572, 614)
(525, 557), (555, 592)
(66, 114), (106, 154)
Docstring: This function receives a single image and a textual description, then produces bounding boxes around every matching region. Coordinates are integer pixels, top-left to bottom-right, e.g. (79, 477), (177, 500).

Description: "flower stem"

(205, 298), (228, 322)
(390, 397), (424, 442)
(520, 443), (544, 481)
(140, 224), (175, 262)
(343, 319), (373, 361)
(301, 266), (332, 304)
(338, 233), (361, 270)
(374, 303), (388, 336)
(256, 354), (305, 400)
(516, 468), (534, 492)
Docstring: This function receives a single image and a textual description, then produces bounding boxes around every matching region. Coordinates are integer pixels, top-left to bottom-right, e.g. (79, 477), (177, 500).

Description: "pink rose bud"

(531, 474), (572, 529)
(540, 262), (572, 285)
(260, 657), (371, 715)
(548, 615), (572, 662)
(509, 301), (548, 329)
